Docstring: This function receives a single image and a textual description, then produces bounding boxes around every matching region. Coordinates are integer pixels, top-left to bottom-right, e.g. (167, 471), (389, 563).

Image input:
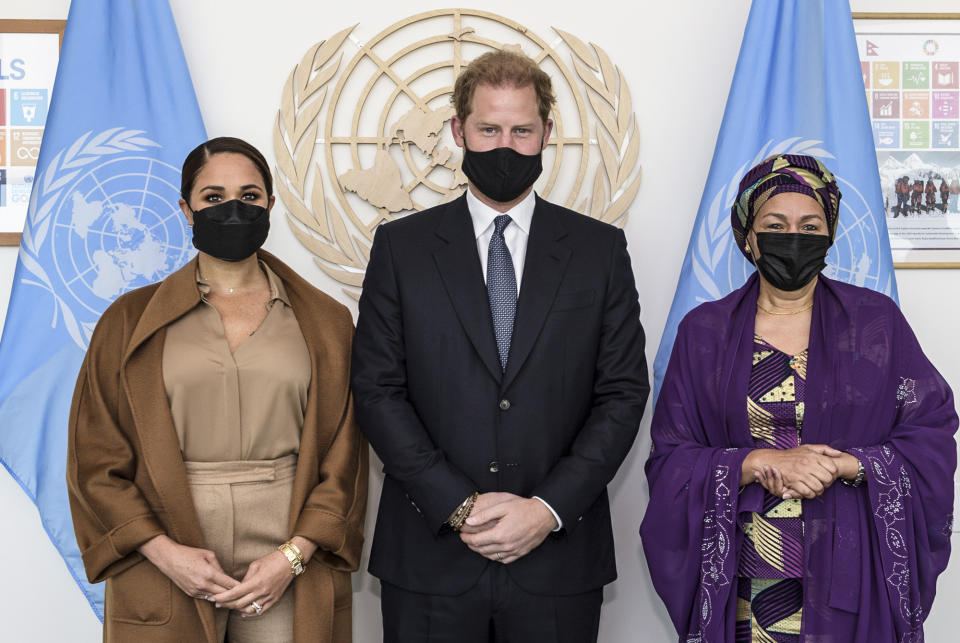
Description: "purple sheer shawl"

(641, 274), (957, 643)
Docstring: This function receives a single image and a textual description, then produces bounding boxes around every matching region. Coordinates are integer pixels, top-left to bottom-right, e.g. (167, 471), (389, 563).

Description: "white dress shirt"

(465, 187), (563, 531)
(467, 187), (535, 293)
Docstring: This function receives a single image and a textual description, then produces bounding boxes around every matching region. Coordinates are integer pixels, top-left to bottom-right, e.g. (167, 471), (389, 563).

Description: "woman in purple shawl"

(641, 154), (957, 642)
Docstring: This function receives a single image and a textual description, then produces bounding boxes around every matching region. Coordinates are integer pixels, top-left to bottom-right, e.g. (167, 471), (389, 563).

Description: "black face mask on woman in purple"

(754, 232), (831, 291)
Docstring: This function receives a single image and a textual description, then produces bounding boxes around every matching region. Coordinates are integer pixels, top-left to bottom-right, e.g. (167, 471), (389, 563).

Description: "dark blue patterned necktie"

(487, 215), (517, 371)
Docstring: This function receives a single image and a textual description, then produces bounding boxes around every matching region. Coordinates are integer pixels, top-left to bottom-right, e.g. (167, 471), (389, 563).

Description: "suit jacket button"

(499, 399), (511, 410)
(489, 461), (500, 473)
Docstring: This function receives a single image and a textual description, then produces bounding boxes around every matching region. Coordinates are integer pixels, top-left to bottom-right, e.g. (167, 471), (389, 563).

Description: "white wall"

(0, 1), (958, 641)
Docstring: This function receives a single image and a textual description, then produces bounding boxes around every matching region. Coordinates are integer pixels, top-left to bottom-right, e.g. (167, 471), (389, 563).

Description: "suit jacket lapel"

(433, 196), (503, 383)
(503, 197), (570, 390)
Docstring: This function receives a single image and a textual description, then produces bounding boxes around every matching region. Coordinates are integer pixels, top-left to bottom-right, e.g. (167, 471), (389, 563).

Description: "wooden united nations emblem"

(273, 9), (641, 297)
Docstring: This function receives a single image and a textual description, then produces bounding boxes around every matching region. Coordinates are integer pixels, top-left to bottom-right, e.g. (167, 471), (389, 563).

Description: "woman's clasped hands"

(742, 445), (860, 499)
(208, 549), (294, 618)
(140, 534), (315, 618)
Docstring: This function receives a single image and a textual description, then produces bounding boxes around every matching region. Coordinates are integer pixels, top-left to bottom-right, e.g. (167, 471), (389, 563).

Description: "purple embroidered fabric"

(641, 274), (957, 643)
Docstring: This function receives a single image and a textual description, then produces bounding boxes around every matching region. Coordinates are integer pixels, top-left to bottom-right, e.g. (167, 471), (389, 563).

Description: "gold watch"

(278, 541), (305, 576)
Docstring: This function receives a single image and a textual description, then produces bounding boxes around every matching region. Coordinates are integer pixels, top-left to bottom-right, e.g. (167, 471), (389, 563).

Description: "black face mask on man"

(460, 137), (543, 203)
(753, 232), (831, 291)
(191, 199), (270, 262)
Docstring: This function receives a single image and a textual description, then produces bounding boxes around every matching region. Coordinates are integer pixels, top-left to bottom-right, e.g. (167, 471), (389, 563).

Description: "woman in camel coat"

(67, 137), (367, 642)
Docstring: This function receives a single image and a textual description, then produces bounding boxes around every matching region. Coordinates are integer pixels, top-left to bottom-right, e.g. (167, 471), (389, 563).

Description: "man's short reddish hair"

(452, 50), (556, 125)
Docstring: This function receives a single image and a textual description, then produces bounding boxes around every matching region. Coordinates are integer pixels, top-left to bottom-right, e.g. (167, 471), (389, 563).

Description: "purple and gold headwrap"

(731, 154), (841, 261)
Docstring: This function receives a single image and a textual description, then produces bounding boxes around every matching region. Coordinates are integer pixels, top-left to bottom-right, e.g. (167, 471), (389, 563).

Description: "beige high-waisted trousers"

(185, 455), (297, 643)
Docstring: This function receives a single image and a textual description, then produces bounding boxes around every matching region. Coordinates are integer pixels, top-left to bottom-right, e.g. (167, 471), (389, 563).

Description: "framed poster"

(854, 13), (960, 268)
(0, 20), (64, 246)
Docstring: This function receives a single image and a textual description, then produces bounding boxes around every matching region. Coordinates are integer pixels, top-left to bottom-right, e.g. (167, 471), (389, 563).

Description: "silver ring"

(201, 594), (208, 601)
(251, 600), (263, 614)
(496, 552), (503, 561)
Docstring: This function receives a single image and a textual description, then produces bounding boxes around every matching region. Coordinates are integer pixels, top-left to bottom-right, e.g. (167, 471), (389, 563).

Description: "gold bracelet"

(450, 505), (467, 531)
(449, 495), (471, 522)
(448, 491), (478, 531)
(449, 495), (467, 531)
(460, 492), (478, 529)
(285, 540), (303, 562)
(447, 496), (469, 526)
(278, 541), (305, 576)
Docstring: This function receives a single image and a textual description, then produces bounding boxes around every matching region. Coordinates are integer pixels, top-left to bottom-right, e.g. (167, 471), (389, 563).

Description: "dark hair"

(180, 137), (273, 201)
(452, 50), (556, 125)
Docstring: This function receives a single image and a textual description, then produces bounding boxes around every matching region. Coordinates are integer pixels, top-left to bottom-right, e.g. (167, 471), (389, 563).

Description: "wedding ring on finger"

(251, 600), (263, 615)
(496, 552), (503, 561)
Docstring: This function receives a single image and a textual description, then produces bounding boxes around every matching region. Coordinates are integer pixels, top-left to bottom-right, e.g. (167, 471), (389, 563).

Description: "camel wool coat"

(67, 250), (368, 643)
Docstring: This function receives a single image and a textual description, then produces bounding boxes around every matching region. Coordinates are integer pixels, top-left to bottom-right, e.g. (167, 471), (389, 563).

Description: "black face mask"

(460, 139), (543, 203)
(753, 232), (831, 291)
(191, 199), (270, 262)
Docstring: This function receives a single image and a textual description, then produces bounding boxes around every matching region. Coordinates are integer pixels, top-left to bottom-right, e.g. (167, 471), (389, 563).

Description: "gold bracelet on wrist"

(448, 492), (477, 531)
(278, 541), (306, 576)
(447, 491), (478, 532)
(447, 494), (471, 524)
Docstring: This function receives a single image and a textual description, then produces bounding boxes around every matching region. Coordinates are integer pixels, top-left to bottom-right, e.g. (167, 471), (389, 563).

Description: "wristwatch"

(841, 457), (866, 488)
(278, 541), (305, 576)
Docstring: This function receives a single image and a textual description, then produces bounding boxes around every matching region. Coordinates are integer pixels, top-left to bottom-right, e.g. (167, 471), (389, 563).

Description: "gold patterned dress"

(735, 335), (807, 642)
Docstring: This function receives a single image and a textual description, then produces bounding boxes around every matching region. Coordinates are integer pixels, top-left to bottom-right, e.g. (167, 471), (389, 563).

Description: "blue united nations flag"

(654, 0), (898, 398)
(0, 0), (205, 618)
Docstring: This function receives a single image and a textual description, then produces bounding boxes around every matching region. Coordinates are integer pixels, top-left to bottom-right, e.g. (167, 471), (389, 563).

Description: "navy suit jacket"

(351, 193), (649, 596)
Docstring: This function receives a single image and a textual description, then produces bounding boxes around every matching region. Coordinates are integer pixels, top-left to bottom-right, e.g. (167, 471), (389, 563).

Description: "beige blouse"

(162, 262), (312, 462)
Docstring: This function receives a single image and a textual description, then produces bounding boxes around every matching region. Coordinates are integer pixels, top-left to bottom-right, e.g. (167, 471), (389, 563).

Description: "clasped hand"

(139, 534), (300, 618)
(458, 492), (558, 564)
(744, 444), (857, 499)
(209, 550), (294, 618)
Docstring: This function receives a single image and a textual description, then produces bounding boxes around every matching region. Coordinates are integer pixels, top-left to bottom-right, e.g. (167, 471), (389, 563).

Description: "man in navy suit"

(351, 50), (649, 642)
